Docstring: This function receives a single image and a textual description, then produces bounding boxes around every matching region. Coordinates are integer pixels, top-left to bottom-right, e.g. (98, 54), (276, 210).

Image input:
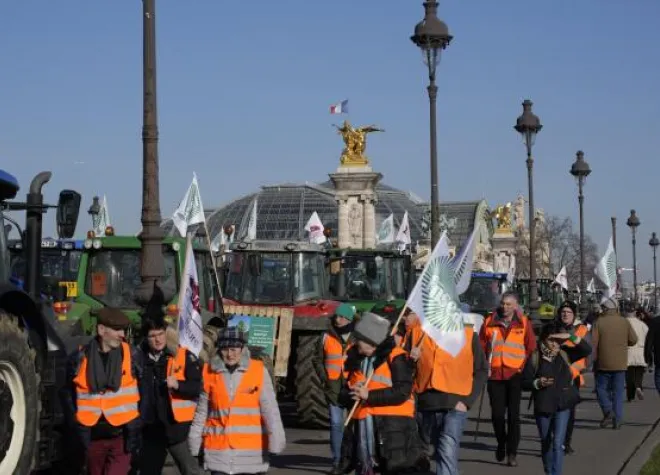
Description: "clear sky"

(1, 1), (659, 281)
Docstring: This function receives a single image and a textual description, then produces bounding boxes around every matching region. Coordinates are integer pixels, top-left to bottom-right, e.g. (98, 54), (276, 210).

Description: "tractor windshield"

(84, 247), (178, 308)
(459, 276), (505, 315)
(10, 249), (82, 282)
(329, 254), (406, 301)
(225, 251), (326, 304)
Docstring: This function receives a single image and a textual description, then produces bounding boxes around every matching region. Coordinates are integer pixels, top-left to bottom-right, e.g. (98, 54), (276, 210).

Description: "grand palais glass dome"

(162, 181), (492, 249)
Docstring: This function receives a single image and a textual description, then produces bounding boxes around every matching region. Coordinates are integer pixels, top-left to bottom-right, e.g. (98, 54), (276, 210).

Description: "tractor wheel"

(294, 334), (329, 428)
(0, 311), (41, 475)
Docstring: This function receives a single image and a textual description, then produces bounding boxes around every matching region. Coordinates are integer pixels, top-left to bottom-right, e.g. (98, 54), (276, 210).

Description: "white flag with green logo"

(377, 214), (395, 244)
(172, 173), (206, 237)
(93, 195), (111, 237)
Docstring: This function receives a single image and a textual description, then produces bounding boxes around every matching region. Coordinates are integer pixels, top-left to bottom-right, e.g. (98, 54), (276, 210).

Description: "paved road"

(164, 372), (659, 474)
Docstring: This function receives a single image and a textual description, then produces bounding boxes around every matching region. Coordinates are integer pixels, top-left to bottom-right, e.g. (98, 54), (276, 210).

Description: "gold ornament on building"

(491, 203), (512, 231)
(333, 120), (384, 166)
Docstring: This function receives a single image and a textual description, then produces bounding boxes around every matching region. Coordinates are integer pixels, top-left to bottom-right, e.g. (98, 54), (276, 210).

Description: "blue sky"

(1, 1), (659, 281)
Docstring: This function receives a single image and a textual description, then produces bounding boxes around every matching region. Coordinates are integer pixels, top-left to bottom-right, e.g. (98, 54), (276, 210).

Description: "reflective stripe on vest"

(323, 333), (350, 381)
(73, 342), (139, 427)
(202, 359), (267, 453)
(348, 347), (415, 419)
(563, 324), (588, 385)
(414, 327), (474, 396)
(166, 347), (198, 422)
(485, 315), (529, 370)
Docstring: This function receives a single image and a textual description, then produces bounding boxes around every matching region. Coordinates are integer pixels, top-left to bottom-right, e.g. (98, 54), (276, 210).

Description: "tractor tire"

(294, 334), (329, 429)
(0, 311), (41, 475)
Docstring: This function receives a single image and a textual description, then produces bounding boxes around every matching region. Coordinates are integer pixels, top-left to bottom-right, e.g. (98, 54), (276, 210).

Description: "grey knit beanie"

(353, 312), (390, 346)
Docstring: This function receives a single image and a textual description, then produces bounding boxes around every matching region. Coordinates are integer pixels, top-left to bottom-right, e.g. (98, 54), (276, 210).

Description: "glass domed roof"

(162, 181), (492, 249)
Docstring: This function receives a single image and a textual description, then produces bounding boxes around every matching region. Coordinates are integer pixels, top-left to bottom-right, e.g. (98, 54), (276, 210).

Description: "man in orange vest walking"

(410, 314), (488, 475)
(65, 307), (141, 475)
(137, 317), (202, 475)
(188, 327), (285, 474)
(479, 291), (536, 467)
(322, 302), (356, 475)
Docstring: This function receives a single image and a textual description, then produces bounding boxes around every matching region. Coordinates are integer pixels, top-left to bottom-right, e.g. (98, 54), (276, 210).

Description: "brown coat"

(592, 310), (638, 371)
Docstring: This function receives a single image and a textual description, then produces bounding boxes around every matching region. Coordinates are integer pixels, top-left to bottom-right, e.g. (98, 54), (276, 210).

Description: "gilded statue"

(491, 203), (512, 230)
(334, 120), (384, 166)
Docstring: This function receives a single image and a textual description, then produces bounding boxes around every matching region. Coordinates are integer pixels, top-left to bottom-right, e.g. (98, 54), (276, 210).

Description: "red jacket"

(479, 309), (536, 381)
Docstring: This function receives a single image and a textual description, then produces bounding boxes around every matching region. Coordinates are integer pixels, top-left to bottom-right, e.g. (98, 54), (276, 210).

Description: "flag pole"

(202, 220), (226, 316)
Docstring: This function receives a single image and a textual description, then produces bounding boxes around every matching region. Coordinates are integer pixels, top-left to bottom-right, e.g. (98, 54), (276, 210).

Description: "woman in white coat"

(626, 305), (649, 401)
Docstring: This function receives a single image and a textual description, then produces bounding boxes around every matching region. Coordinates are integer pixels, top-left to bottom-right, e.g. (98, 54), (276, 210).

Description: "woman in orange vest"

(521, 323), (591, 475)
(137, 317), (202, 475)
(187, 327), (285, 475)
(554, 300), (589, 455)
(339, 312), (429, 475)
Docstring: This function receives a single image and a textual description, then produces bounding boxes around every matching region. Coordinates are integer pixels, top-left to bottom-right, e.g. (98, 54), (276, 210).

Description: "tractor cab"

(459, 271), (509, 316)
(0, 170), (20, 283)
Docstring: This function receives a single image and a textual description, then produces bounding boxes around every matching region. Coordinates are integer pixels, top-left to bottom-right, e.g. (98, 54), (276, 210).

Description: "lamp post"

(649, 232), (659, 311)
(411, 1), (452, 248)
(627, 209), (640, 303)
(88, 196), (101, 230)
(570, 151), (591, 317)
(135, 0), (174, 309)
(514, 100), (543, 326)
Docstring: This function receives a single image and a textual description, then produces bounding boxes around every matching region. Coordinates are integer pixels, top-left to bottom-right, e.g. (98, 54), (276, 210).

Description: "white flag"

(172, 173), (206, 237)
(377, 214), (395, 245)
(587, 278), (596, 293)
(451, 225), (479, 295)
(395, 211), (412, 245)
(244, 199), (258, 240)
(93, 195), (111, 237)
(177, 236), (204, 357)
(554, 266), (568, 291)
(595, 237), (617, 298)
(406, 231), (467, 357)
(304, 212), (326, 244)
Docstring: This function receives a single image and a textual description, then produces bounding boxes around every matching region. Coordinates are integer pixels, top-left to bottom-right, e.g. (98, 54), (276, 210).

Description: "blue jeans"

(596, 370), (625, 422)
(536, 409), (570, 475)
(422, 409), (468, 475)
(329, 404), (345, 465)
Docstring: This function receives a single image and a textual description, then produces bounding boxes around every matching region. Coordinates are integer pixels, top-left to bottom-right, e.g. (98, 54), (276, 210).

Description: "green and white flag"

(93, 195), (111, 237)
(377, 214), (395, 245)
(172, 173), (206, 237)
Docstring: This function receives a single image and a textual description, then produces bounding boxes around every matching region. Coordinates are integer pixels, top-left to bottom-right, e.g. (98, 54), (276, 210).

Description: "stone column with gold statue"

(329, 120), (383, 249)
(490, 202), (518, 276)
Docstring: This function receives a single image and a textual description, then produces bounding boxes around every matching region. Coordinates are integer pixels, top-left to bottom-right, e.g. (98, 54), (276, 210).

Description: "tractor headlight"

(92, 239), (102, 249)
(84, 239), (93, 249)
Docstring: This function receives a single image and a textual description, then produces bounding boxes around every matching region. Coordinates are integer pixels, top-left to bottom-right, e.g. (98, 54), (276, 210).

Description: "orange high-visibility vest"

(73, 342), (139, 427)
(201, 359), (267, 453)
(323, 333), (351, 381)
(166, 347), (198, 422)
(347, 347), (415, 420)
(414, 327), (474, 396)
(483, 315), (529, 371)
(402, 321), (424, 352)
(562, 324), (589, 385)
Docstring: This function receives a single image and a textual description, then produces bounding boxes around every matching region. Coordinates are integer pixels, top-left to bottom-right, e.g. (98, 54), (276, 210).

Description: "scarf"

(87, 337), (124, 394)
(358, 356), (377, 474)
(334, 321), (354, 336)
(540, 342), (559, 362)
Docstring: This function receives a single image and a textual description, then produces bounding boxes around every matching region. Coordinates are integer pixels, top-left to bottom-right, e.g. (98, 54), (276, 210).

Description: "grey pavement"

(163, 372), (660, 474)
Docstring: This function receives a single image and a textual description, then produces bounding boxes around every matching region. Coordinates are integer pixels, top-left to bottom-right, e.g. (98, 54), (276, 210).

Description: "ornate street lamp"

(570, 151), (591, 316)
(135, 0), (174, 310)
(627, 209), (640, 303)
(514, 99), (542, 326)
(649, 232), (659, 311)
(411, 1), (452, 248)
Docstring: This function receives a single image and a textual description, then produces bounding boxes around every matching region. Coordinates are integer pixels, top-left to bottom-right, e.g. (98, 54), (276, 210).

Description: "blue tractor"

(0, 169), (81, 474)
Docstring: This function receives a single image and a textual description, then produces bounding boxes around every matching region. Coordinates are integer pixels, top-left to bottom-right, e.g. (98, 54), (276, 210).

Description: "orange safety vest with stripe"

(73, 342), (140, 427)
(201, 359), (267, 452)
(346, 347), (416, 420)
(166, 347), (198, 422)
(561, 324), (589, 385)
(413, 327), (474, 396)
(323, 333), (352, 381)
(483, 314), (529, 371)
(401, 321), (425, 352)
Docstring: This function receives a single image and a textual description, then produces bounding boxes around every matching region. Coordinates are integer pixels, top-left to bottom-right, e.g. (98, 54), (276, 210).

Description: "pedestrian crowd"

(59, 291), (656, 475)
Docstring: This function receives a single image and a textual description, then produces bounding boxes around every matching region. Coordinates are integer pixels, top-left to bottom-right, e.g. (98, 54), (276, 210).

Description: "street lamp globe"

(650, 232), (659, 249)
(410, 1), (452, 79)
(88, 196), (101, 217)
(514, 99), (543, 150)
(627, 209), (640, 229)
(570, 150), (591, 180)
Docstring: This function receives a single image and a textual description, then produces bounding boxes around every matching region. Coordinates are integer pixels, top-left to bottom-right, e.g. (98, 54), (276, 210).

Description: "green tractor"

(325, 247), (416, 315)
(55, 230), (220, 338)
(513, 277), (563, 321)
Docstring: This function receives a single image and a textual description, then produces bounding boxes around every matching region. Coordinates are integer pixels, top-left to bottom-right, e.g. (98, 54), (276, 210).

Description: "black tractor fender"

(0, 283), (47, 350)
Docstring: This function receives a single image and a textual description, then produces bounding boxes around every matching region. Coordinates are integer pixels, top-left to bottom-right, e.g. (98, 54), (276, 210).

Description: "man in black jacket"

(137, 317), (202, 475)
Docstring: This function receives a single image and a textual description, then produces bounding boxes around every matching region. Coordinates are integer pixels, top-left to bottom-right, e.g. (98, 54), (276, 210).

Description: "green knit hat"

(335, 303), (357, 321)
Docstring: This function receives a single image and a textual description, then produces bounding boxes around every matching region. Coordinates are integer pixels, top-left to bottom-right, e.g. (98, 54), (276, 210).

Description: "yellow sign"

(59, 281), (78, 298)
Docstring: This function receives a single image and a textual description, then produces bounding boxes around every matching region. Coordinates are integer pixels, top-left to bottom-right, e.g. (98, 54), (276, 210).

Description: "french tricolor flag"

(329, 99), (348, 115)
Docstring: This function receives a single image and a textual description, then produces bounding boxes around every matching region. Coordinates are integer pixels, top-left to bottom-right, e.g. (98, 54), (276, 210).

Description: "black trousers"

(564, 378), (581, 447)
(138, 434), (201, 475)
(626, 366), (645, 401)
(487, 374), (522, 456)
